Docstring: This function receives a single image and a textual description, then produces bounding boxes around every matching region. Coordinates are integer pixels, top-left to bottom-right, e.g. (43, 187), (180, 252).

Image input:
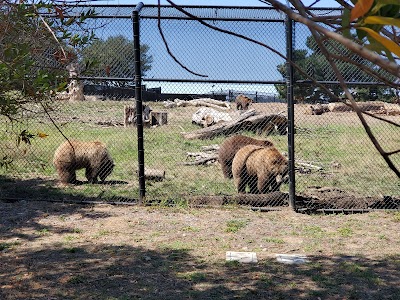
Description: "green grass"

(264, 237), (285, 244)
(302, 225), (325, 237)
(0, 100), (398, 202)
(176, 271), (207, 282)
(389, 212), (400, 222)
(0, 241), (20, 251)
(36, 228), (50, 236)
(294, 122), (399, 195)
(337, 226), (353, 237)
(225, 219), (249, 233)
(91, 230), (111, 239)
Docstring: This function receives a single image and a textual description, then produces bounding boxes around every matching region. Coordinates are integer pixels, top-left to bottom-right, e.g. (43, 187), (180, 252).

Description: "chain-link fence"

(0, 4), (398, 212)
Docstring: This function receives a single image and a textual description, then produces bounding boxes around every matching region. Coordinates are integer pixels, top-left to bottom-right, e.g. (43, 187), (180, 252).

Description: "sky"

(87, 0), (342, 95)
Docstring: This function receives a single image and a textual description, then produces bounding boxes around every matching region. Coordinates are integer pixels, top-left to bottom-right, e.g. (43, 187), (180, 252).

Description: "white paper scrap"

(276, 254), (309, 264)
(226, 251), (258, 263)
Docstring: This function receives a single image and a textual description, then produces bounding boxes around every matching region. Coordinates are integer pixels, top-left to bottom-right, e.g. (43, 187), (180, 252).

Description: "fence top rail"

(140, 5), (342, 21)
(39, 4), (342, 20)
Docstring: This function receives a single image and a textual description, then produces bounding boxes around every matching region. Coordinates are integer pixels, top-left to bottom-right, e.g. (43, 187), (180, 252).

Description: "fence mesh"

(0, 4), (399, 212)
(291, 20), (400, 211)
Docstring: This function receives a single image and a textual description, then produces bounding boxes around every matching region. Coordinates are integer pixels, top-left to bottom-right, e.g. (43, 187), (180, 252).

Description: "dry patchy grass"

(1, 200), (399, 299)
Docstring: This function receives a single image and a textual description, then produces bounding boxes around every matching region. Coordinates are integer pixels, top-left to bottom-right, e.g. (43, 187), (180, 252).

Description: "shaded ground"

(1, 199), (400, 299)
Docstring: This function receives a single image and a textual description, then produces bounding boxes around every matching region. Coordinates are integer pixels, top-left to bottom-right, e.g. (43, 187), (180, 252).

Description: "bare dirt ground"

(1, 199), (400, 300)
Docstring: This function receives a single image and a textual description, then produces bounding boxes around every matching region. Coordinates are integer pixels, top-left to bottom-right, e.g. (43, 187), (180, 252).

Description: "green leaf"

(358, 26), (400, 57)
(64, 17), (75, 26)
(342, 8), (352, 39)
(364, 16), (400, 27)
(371, 3), (400, 15)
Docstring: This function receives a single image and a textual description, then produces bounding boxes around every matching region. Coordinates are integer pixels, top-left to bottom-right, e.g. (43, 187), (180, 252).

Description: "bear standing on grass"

(53, 140), (114, 184)
(232, 144), (288, 194)
(218, 135), (274, 179)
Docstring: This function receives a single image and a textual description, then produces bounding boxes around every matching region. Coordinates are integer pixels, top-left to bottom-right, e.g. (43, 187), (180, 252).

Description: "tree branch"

(157, 0), (208, 77)
(290, 0), (399, 177)
(267, 0), (400, 78)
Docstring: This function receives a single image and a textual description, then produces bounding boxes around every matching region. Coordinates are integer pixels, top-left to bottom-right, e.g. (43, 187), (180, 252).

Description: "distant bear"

(232, 144), (288, 194)
(53, 140), (114, 184)
(235, 94), (252, 110)
(218, 135), (274, 179)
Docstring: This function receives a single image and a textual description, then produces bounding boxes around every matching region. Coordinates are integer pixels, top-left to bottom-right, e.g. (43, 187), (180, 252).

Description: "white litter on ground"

(226, 251), (258, 263)
(275, 254), (310, 264)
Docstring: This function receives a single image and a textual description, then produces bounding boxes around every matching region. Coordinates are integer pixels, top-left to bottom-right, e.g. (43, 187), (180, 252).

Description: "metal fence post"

(133, 2), (145, 204)
(286, 16), (296, 211)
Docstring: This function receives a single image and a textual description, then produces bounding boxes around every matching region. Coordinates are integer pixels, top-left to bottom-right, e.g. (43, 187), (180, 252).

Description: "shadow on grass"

(0, 243), (399, 300)
(69, 180), (129, 185)
(0, 175), (134, 203)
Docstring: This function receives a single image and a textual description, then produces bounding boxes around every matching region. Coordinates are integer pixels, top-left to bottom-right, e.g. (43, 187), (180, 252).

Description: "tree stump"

(124, 105), (153, 127)
(151, 111), (168, 126)
(124, 105), (136, 127)
(66, 63), (85, 101)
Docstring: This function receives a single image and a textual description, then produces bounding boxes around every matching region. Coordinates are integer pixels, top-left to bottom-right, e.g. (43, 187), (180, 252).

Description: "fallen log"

(180, 155), (218, 165)
(189, 191), (289, 207)
(295, 160), (323, 170)
(191, 107), (232, 127)
(136, 168), (165, 181)
(328, 101), (386, 112)
(201, 144), (220, 151)
(182, 110), (288, 139)
(164, 98), (231, 110)
(182, 109), (257, 139)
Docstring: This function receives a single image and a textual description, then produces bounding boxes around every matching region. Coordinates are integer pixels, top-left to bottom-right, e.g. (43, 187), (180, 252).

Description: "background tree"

(82, 35), (153, 86)
(275, 36), (395, 103)
(0, 0), (96, 165)
(1, 1), (96, 116)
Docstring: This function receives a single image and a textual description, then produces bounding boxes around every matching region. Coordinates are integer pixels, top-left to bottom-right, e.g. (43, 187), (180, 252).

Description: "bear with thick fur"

(53, 140), (114, 184)
(235, 94), (252, 110)
(218, 135), (274, 179)
(232, 144), (288, 194)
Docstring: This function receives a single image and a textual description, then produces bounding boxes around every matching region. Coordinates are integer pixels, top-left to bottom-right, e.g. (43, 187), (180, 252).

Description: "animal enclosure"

(0, 4), (399, 212)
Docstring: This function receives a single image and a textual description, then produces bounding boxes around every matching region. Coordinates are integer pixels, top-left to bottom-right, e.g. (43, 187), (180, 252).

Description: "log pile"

(306, 101), (391, 115)
(183, 110), (288, 140)
(180, 144), (220, 165)
(192, 107), (232, 127)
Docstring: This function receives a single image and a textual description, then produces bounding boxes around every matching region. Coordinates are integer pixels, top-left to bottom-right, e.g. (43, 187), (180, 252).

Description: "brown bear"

(53, 140), (114, 184)
(232, 144), (288, 194)
(218, 135), (274, 179)
(235, 94), (252, 110)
